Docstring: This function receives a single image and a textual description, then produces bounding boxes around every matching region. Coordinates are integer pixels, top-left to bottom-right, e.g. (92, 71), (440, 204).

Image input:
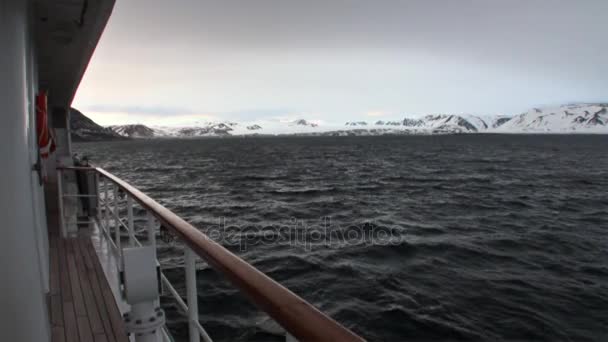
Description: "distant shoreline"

(73, 131), (608, 143)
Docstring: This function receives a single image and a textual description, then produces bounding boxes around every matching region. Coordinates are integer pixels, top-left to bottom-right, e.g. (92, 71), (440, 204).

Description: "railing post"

(185, 247), (200, 342)
(127, 195), (135, 246)
(57, 168), (66, 238)
(103, 177), (109, 234)
(113, 183), (121, 260)
(147, 210), (156, 250)
(95, 173), (102, 228)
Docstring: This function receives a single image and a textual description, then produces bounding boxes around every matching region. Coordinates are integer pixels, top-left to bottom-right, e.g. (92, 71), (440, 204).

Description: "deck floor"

(49, 234), (129, 342)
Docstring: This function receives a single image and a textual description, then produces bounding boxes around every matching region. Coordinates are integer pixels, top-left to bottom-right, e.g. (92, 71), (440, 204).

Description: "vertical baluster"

(160, 327), (172, 342)
(95, 173), (102, 228)
(145, 210), (160, 321)
(113, 183), (121, 261)
(103, 177), (109, 235)
(185, 247), (200, 342)
(57, 169), (66, 238)
(127, 195), (135, 246)
(146, 210), (156, 250)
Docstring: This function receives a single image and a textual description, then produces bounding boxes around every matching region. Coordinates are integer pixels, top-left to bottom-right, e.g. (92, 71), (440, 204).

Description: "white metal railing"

(58, 167), (211, 342)
(98, 175), (212, 342)
(56, 166), (363, 342)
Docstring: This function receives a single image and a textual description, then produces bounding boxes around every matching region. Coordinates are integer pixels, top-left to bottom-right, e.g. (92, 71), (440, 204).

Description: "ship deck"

(48, 231), (129, 342)
(45, 166), (364, 342)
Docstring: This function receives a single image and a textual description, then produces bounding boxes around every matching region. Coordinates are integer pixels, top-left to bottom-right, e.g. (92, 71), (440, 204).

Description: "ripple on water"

(76, 135), (608, 341)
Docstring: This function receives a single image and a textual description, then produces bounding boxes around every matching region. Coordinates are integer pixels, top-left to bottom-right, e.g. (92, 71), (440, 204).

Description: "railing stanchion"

(95, 173), (102, 228)
(185, 247), (200, 342)
(127, 195), (135, 246)
(103, 177), (109, 234)
(57, 168), (66, 238)
(113, 183), (121, 261)
(147, 210), (156, 250)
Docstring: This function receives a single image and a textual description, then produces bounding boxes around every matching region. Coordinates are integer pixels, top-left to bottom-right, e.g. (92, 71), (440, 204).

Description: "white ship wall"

(0, 0), (51, 340)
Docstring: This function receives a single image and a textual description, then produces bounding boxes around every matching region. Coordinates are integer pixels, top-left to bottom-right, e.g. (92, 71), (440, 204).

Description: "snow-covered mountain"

(365, 114), (488, 133)
(494, 103), (608, 133)
(419, 114), (486, 133)
(108, 115), (491, 138)
(160, 122), (238, 137)
(70, 108), (127, 141)
(490, 116), (512, 129)
(108, 124), (159, 138)
(104, 103), (608, 138)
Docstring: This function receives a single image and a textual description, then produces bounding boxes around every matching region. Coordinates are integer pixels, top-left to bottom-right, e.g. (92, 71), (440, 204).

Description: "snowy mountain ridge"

(495, 103), (608, 133)
(105, 103), (608, 138)
(70, 108), (126, 141)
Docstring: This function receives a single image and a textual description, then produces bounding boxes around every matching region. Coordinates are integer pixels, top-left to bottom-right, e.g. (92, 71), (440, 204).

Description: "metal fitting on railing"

(123, 304), (166, 341)
(122, 246), (166, 342)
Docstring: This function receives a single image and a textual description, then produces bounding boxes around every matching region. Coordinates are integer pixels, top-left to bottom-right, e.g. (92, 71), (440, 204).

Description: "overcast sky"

(73, 0), (608, 126)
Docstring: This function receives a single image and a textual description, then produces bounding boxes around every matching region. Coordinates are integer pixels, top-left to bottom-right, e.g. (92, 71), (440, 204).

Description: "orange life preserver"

(36, 91), (56, 158)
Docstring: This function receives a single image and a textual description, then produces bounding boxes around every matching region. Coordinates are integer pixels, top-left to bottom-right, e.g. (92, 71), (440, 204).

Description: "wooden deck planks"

(66, 239), (87, 318)
(78, 237), (118, 342)
(52, 326), (66, 342)
(73, 238), (105, 335)
(49, 235), (129, 342)
(58, 237), (73, 303)
(50, 294), (64, 326)
(63, 302), (79, 342)
(77, 316), (95, 342)
(82, 240), (128, 342)
(49, 236), (60, 295)
(94, 334), (109, 342)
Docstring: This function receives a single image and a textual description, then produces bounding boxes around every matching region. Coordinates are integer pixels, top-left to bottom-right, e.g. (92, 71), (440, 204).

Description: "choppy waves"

(77, 135), (608, 341)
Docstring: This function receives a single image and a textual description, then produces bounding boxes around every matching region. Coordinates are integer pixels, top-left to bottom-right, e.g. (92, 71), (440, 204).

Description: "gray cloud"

(104, 0), (608, 76)
(83, 104), (197, 116)
(82, 104), (293, 121)
(110, 1), (605, 40)
(78, 0), (607, 122)
(221, 108), (295, 121)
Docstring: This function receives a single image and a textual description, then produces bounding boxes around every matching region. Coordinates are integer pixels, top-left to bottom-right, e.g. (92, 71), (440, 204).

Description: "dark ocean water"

(76, 135), (608, 341)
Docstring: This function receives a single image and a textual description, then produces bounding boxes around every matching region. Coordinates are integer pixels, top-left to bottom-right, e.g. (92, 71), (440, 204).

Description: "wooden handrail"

(57, 166), (97, 171)
(95, 167), (364, 341)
